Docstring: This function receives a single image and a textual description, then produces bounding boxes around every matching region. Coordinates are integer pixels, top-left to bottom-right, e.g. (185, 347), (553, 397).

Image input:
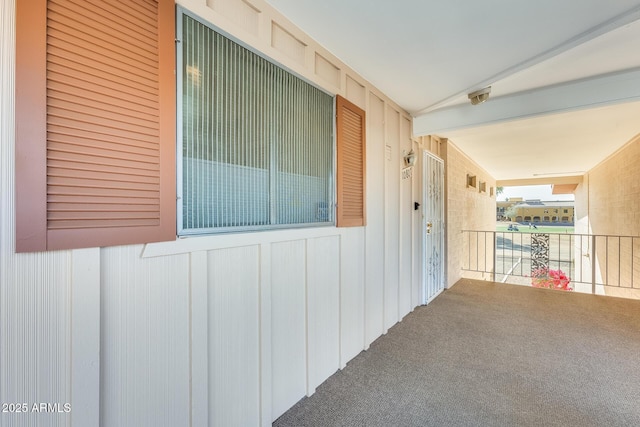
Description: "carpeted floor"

(273, 279), (640, 427)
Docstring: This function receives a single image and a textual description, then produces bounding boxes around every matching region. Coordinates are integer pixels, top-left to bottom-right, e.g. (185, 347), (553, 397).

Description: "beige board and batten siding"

(2, 1), (424, 427)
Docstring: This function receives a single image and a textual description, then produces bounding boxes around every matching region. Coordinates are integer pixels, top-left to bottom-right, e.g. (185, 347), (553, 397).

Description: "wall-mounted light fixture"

(404, 149), (417, 167)
(468, 86), (491, 105)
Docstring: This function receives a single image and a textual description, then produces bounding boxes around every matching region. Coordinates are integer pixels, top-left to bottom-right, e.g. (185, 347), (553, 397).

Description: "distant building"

(497, 198), (574, 224)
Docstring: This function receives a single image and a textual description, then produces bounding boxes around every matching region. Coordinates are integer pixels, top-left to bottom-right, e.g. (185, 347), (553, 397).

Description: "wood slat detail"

(16, 0), (175, 251)
(336, 95), (366, 227)
(46, 0), (162, 235)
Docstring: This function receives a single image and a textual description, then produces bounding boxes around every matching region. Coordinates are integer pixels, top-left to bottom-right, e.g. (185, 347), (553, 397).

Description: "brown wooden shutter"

(16, 0), (176, 252)
(336, 95), (366, 227)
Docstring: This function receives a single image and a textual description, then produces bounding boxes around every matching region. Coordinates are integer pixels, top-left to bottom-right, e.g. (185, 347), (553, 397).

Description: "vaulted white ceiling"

(264, 0), (640, 181)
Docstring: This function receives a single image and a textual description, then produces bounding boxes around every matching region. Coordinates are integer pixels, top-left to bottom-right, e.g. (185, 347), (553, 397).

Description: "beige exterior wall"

(581, 135), (640, 236)
(0, 1), (541, 424)
(574, 174), (590, 235)
(574, 135), (640, 298)
(441, 140), (497, 287)
(2, 1), (453, 425)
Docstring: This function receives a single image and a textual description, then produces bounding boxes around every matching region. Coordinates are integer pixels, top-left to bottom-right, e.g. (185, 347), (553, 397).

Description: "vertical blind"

(179, 13), (333, 234)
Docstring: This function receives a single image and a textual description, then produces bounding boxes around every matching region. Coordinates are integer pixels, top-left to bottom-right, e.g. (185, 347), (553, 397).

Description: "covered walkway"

(274, 279), (640, 426)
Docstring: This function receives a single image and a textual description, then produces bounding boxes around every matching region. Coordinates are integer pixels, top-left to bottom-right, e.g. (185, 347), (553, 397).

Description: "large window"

(178, 11), (334, 235)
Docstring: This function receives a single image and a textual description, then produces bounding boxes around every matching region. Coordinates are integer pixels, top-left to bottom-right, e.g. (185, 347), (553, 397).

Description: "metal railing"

(462, 230), (640, 295)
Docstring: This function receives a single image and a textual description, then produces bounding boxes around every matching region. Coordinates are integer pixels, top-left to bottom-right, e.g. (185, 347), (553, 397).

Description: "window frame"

(175, 8), (336, 237)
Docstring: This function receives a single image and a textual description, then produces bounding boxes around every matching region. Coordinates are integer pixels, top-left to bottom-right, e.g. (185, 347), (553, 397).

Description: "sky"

(497, 185), (574, 202)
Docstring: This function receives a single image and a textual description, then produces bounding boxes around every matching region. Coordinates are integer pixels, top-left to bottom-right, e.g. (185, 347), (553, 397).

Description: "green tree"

(504, 205), (519, 221)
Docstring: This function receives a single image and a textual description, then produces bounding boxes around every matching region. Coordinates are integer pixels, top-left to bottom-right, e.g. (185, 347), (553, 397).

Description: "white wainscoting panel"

(0, 251), (72, 427)
(208, 245), (261, 426)
(0, 1), (429, 425)
(270, 240), (307, 420)
(71, 248), (100, 427)
(190, 251), (210, 427)
(1, 3), (73, 423)
(306, 236), (340, 394)
(339, 228), (365, 367)
(399, 116), (414, 319)
(384, 107), (401, 331)
(100, 245), (190, 427)
(364, 93), (386, 348)
(412, 145), (425, 309)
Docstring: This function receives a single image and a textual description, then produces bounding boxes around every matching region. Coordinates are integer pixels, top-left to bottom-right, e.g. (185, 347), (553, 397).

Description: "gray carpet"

(273, 279), (640, 427)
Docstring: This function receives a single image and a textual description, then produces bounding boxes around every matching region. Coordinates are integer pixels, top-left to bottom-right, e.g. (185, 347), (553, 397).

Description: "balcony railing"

(462, 230), (640, 295)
